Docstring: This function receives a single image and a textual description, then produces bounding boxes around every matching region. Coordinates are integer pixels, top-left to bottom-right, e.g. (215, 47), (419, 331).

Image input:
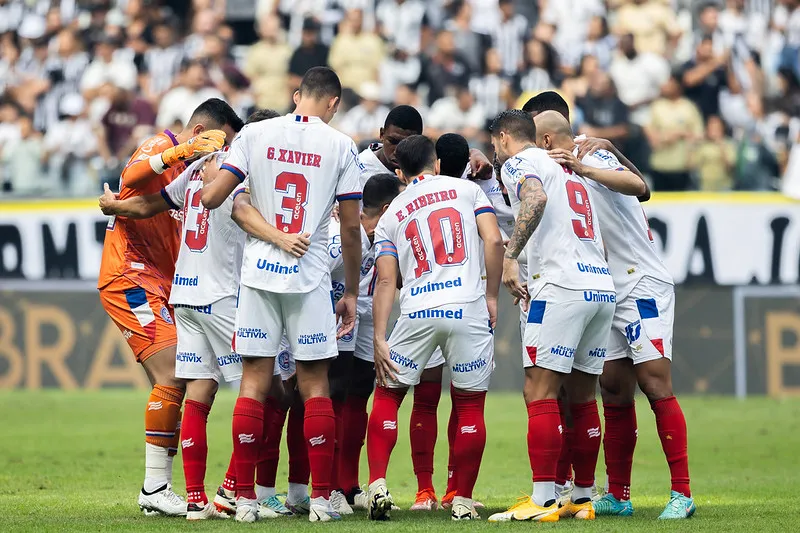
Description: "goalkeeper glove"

(161, 130), (226, 167)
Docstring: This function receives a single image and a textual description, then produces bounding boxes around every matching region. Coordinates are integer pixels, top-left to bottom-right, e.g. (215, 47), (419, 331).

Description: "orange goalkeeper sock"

(143, 385), (184, 492)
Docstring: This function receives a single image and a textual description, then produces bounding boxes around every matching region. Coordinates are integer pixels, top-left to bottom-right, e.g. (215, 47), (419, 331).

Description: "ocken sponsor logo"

(576, 262), (610, 275)
(256, 259), (299, 275)
(409, 277), (462, 297)
(408, 308), (463, 319)
(583, 291), (616, 303)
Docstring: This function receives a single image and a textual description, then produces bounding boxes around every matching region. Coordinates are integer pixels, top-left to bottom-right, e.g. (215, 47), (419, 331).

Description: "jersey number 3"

(404, 207), (467, 278)
(275, 171), (308, 233)
(565, 180), (595, 241)
(185, 189), (210, 252)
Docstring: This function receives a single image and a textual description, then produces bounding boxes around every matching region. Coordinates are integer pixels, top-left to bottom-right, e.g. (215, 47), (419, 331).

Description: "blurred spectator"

(245, 13), (292, 113)
(338, 81), (389, 145)
(379, 46), (422, 103)
(470, 0), (501, 37)
(577, 72), (630, 148)
(614, 0), (682, 58)
(690, 115), (736, 190)
(42, 94), (100, 195)
(1, 113), (44, 194)
(101, 71), (155, 165)
(288, 18), (329, 94)
(735, 127), (780, 190)
(377, 0), (428, 55)
(609, 33), (670, 125)
(470, 48), (510, 125)
(394, 83), (429, 123)
(38, 28), (89, 131)
(157, 60), (224, 129)
(680, 36), (740, 120)
(581, 16), (616, 72)
(513, 39), (559, 96)
(142, 23), (184, 103)
(541, 0), (605, 71)
(427, 85), (484, 144)
(645, 75), (704, 191)
(446, 0), (486, 74)
(329, 9), (385, 91)
(492, 0), (528, 78)
(420, 29), (472, 105)
(562, 55), (601, 103)
(185, 10), (220, 59)
(81, 36), (138, 102)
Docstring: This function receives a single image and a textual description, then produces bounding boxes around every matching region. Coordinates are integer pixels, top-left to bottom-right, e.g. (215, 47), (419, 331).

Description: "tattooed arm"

(502, 178), (547, 307)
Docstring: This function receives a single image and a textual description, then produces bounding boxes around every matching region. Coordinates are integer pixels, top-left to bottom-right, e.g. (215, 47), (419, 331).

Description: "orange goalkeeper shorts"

(99, 277), (177, 363)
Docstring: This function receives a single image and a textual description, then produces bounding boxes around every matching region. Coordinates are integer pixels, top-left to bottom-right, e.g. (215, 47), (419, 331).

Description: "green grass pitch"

(1, 390), (799, 532)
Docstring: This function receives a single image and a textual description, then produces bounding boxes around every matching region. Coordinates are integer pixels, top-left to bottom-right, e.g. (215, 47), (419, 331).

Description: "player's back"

(228, 114), (363, 294)
(98, 131), (184, 294)
(580, 150), (673, 299)
(501, 146), (614, 294)
(166, 153), (246, 306)
(376, 174), (493, 313)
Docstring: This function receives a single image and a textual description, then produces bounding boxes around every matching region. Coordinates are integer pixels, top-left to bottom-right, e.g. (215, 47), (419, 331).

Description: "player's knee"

(523, 367), (561, 403)
(186, 379), (219, 405)
(350, 359), (376, 399)
(636, 359), (673, 401)
(420, 364), (443, 383)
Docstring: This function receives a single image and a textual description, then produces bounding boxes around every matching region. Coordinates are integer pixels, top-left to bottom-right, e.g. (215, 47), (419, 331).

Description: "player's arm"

(475, 210), (504, 328)
(98, 183), (170, 218)
(373, 249), (400, 387)
(123, 130), (227, 190)
(338, 198), (362, 299)
(574, 138), (650, 201)
(548, 148), (647, 197)
(504, 177), (547, 306)
(231, 190), (311, 257)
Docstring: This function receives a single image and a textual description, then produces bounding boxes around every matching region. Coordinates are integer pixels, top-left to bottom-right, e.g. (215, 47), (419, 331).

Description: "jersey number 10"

(404, 207), (467, 278)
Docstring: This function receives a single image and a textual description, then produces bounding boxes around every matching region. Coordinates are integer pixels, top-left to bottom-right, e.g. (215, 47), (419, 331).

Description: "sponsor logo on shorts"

(550, 345), (576, 358)
(588, 347), (606, 358)
(147, 401), (162, 411)
(576, 262), (610, 275)
(360, 256), (375, 276)
(177, 352), (201, 363)
(238, 327), (268, 339)
(390, 349), (419, 370)
(308, 435), (326, 447)
(382, 420), (397, 430)
(181, 438), (194, 449)
(278, 350), (292, 371)
(409, 277), (462, 297)
(451, 357), (488, 373)
(587, 427), (601, 438)
(160, 306), (174, 324)
(238, 433), (255, 444)
(582, 291), (616, 303)
(460, 425), (477, 434)
(625, 320), (642, 343)
(217, 353), (242, 367)
(298, 332), (328, 345)
(173, 274), (199, 286)
(408, 308), (463, 319)
(256, 259), (299, 275)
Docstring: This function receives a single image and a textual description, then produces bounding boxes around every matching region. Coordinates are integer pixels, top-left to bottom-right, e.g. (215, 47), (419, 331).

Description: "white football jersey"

(460, 167), (516, 240)
(223, 114), (363, 294)
(163, 152), (245, 306)
(374, 174), (495, 314)
(328, 218), (377, 315)
(358, 144), (391, 187)
(580, 149), (673, 299)
(501, 147), (614, 294)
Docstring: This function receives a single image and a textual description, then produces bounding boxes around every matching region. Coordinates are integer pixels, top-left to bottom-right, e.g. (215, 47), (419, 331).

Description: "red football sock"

(223, 452), (236, 492)
(603, 403), (637, 500)
(287, 404), (310, 485)
(652, 396), (691, 497)
(410, 381), (441, 492)
(339, 395), (368, 492)
(181, 400), (210, 504)
(330, 400), (345, 491)
(256, 396), (286, 489)
(304, 397), (336, 498)
(232, 397), (264, 499)
(452, 390), (486, 499)
(366, 386), (406, 483)
(527, 399), (562, 482)
(555, 400), (573, 486)
(445, 389), (458, 494)
(570, 401), (602, 490)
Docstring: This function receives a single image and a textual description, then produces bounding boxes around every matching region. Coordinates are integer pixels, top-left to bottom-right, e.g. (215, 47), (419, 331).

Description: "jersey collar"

(410, 174), (434, 186)
(288, 113), (322, 124)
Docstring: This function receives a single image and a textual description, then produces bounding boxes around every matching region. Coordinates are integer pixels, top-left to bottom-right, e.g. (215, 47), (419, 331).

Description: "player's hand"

(335, 293), (357, 339)
(548, 148), (585, 175)
(99, 183), (120, 215)
(277, 232), (311, 258)
(486, 296), (498, 330)
(161, 130), (226, 167)
(469, 148), (494, 180)
(373, 338), (399, 387)
(331, 203), (340, 222)
(575, 136), (613, 160)
(502, 256), (529, 310)
(200, 154), (220, 185)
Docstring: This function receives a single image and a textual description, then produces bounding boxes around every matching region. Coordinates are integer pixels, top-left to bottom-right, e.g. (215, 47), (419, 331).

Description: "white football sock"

(288, 482), (308, 503)
(256, 484), (277, 501)
(572, 485), (593, 502)
(165, 454), (174, 484)
(532, 481), (555, 507)
(143, 443), (168, 492)
(555, 483), (565, 499)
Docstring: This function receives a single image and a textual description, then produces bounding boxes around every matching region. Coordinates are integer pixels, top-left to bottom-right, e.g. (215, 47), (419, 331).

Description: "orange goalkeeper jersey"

(98, 130), (185, 295)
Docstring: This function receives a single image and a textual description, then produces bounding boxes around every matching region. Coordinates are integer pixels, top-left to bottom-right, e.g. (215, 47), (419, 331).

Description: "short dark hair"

(489, 109), (536, 142)
(435, 133), (470, 178)
(299, 66), (342, 101)
(522, 91), (570, 121)
(395, 135), (436, 177)
(188, 98), (245, 132)
(363, 173), (403, 210)
(246, 108), (281, 124)
(384, 105), (423, 134)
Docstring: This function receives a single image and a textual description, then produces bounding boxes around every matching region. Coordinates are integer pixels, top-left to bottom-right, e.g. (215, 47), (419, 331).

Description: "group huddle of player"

(96, 66), (695, 524)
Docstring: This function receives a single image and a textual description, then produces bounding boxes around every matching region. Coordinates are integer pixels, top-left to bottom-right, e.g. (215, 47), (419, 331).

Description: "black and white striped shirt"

(469, 74), (505, 121)
(144, 46), (185, 96)
(36, 52), (89, 131)
(514, 67), (554, 95)
(493, 14), (529, 77)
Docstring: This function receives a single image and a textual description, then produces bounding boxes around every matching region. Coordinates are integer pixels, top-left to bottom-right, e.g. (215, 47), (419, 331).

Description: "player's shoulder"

(132, 131), (174, 158)
(582, 148), (622, 168)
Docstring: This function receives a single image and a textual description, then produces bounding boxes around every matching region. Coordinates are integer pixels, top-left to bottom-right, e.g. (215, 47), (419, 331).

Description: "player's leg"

(628, 283), (694, 519)
(327, 348), (355, 515)
(409, 359), (443, 510)
(555, 386), (574, 500)
(442, 386), (458, 507)
(341, 349), (375, 509)
(366, 313), (436, 521)
(285, 376), (312, 514)
(230, 286), (281, 522)
(255, 373), (292, 517)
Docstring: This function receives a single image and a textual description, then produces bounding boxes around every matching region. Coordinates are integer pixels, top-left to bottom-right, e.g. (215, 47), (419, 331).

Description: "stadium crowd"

(0, 0), (799, 196)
